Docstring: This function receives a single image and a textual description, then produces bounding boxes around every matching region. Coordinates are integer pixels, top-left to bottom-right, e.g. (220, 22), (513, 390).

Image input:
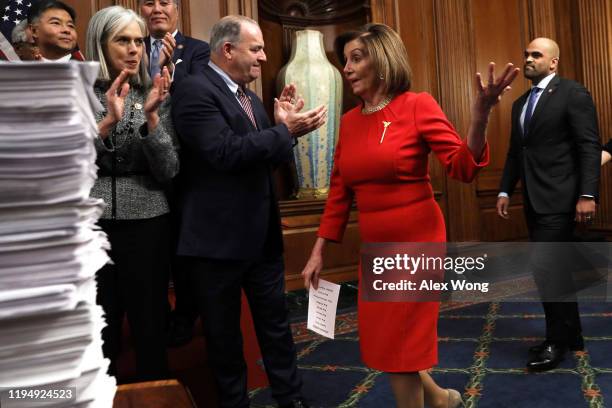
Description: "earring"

(379, 74), (384, 80)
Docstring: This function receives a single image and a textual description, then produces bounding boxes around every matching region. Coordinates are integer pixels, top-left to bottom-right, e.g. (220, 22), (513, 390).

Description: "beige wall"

(188, 0), (220, 42)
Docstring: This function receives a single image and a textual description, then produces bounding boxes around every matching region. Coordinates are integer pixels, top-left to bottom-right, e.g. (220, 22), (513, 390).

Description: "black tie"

(523, 87), (542, 137)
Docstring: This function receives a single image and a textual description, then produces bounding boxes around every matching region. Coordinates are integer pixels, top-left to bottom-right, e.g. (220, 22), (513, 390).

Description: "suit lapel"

(145, 36), (152, 59)
(248, 89), (269, 129)
(146, 33), (184, 70)
(525, 75), (560, 136)
(203, 65), (258, 130)
(173, 31), (185, 64)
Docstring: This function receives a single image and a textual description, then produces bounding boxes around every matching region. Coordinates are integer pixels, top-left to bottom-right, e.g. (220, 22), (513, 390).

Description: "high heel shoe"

(447, 389), (464, 408)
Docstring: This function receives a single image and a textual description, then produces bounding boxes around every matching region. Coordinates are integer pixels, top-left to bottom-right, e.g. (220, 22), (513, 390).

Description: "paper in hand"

(307, 279), (341, 339)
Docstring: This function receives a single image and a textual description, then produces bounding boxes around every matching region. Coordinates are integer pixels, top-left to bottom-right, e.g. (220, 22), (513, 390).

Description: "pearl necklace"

(361, 95), (393, 115)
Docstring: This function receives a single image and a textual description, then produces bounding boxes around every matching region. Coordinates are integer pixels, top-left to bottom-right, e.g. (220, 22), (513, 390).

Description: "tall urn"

(277, 30), (343, 199)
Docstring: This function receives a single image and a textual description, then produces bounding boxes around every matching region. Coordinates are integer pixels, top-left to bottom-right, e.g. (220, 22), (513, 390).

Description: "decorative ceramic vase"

(277, 29), (342, 199)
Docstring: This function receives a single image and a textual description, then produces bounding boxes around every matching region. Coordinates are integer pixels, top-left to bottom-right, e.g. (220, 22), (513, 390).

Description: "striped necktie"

(236, 87), (257, 128)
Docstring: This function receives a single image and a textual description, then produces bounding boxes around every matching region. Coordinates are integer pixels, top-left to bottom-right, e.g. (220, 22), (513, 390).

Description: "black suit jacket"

(499, 75), (601, 214)
(172, 64), (294, 260)
(145, 31), (210, 87)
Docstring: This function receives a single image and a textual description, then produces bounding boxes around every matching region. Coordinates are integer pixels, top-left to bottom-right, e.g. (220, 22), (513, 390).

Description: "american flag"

(0, 0), (38, 60)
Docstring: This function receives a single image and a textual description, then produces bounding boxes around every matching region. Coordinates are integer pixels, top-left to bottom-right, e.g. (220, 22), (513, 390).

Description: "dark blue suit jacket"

(145, 31), (210, 88)
(172, 64), (294, 260)
(500, 76), (600, 214)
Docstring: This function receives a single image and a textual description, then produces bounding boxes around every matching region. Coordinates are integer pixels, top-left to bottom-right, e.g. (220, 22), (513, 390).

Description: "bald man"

(497, 38), (601, 371)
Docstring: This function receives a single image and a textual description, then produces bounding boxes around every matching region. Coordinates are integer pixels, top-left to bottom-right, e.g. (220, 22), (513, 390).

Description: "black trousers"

(185, 255), (302, 408)
(171, 255), (198, 323)
(96, 215), (170, 381)
(166, 192), (198, 325)
(525, 205), (582, 347)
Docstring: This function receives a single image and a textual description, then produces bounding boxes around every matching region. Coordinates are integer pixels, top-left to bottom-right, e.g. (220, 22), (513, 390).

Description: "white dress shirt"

(41, 53), (72, 62)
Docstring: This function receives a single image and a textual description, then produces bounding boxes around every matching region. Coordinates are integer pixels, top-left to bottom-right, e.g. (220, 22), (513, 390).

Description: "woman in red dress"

(301, 24), (518, 408)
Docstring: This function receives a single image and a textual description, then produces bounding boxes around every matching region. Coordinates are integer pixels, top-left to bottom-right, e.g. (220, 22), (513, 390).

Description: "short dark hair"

(28, 0), (77, 24)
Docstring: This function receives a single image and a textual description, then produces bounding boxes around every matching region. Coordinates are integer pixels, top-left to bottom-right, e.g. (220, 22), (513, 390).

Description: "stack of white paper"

(0, 62), (116, 407)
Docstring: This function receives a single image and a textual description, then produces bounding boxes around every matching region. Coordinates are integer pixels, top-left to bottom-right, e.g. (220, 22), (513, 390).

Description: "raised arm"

(468, 62), (520, 158)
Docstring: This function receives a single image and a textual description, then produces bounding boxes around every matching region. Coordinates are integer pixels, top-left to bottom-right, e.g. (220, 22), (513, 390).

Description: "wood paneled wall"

(432, 0), (481, 241)
(62, 0), (93, 51)
(61, 0), (612, 288)
(389, 0), (612, 242)
(389, 0), (533, 242)
(275, 0), (612, 287)
(576, 0), (612, 232)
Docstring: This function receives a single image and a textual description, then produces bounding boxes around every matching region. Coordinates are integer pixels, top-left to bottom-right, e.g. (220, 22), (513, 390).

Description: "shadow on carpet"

(249, 301), (612, 407)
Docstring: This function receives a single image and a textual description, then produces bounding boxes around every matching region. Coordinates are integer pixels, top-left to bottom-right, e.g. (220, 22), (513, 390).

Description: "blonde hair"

(86, 6), (149, 86)
(335, 23), (411, 97)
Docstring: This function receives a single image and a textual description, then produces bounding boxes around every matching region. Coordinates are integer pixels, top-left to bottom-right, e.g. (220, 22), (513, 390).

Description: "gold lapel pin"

(380, 121), (391, 144)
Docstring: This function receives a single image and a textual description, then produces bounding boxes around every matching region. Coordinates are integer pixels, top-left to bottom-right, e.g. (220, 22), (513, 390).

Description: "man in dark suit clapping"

(172, 15), (326, 408)
(497, 37), (601, 371)
(140, 0), (210, 87)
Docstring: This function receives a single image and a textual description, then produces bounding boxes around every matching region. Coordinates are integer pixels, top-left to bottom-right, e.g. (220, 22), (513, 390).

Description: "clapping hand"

(98, 70), (130, 139)
(145, 66), (171, 113)
(277, 83), (305, 113)
(474, 62), (520, 113)
(144, 66), (171, 131)
(274, 84), (327, 138)
(157, 32), (176, 73)
(106, 69), (131, 124)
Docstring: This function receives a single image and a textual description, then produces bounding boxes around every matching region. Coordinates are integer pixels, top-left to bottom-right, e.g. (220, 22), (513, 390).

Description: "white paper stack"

(0, 62), (116, 407)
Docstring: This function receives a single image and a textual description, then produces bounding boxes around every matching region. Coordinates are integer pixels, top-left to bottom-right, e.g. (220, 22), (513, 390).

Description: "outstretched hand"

(474, 62), (520, 113)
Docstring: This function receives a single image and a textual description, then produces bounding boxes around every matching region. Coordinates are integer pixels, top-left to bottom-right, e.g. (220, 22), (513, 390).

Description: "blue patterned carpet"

(249, 302), (612, 407)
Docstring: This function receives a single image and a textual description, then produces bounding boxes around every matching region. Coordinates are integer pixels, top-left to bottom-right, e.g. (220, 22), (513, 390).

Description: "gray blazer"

(92, 81), (179, 220)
